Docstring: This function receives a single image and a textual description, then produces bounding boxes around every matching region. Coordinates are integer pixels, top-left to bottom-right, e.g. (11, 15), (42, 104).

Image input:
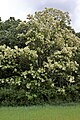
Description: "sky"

(0, 0), (80, 32)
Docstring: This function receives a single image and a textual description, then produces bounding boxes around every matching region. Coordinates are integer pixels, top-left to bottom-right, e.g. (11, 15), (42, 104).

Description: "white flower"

(69, 76), (75, 83)
(51, 83), (54, 87)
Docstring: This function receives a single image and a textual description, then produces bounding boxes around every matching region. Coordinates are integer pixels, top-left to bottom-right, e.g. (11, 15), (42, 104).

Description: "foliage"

(0, 8), (80, 105)
(0, 17), (21, 48)
(76, 32), (80, 38)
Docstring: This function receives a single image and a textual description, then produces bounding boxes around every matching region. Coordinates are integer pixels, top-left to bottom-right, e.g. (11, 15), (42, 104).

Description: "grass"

(0, 104), (80, 120)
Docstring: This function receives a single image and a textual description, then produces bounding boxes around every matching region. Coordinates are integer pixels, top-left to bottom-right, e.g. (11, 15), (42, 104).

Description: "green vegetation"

(0, 105), (80, 120)
(0, 17), (21, 48)
(0, 8), (80, 105)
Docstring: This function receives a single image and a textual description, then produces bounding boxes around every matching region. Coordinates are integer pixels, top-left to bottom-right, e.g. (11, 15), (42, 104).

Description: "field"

(0, 104), (80, 120)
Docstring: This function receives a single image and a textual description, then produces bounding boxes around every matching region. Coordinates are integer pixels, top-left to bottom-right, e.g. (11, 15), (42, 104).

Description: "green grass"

(0, 104), (80, 120)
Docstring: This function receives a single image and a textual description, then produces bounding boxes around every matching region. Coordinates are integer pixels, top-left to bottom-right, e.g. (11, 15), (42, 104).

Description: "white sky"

(0, 0), (80, 32)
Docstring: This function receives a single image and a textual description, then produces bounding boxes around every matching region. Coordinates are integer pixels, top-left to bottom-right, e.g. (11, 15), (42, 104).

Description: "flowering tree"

(0, 8), (80, 105)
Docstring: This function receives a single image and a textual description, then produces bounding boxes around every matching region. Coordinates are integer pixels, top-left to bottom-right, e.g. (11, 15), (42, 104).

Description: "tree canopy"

(0, 8), (80, 105)
(0, 17), (21, 48)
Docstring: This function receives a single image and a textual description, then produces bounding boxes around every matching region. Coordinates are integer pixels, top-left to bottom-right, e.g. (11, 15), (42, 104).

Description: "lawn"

(0, 104), (80, 120)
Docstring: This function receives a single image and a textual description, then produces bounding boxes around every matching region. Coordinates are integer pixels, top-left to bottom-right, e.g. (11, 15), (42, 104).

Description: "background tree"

(0, 17), (21, 48)
(76, 32), (80, 38)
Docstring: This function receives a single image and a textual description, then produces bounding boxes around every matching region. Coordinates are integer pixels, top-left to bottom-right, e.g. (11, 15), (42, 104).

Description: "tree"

(0, 8), (80, 105)
(76, 32), (80, 38)
(17, 8), (80, 67)
(0, 17), (21, 48)
(17, 8), (80, 101)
